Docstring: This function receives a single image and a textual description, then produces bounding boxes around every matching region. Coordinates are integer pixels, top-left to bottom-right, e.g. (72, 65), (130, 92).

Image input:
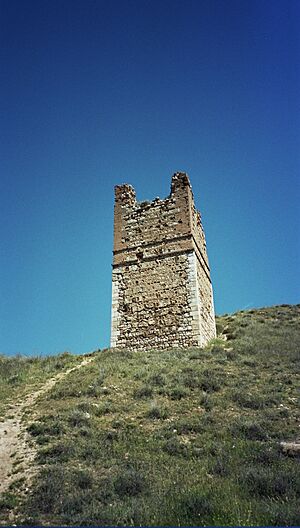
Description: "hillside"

(0, 304), (299, 526)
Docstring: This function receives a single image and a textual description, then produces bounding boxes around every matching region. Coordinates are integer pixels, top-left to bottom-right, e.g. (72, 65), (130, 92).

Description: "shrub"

(24, 466), (102, 523)
(111, 418), (125, 429)
(231, 419), (268, 441)
(8, 477), (25, 490)
(167, 386), (189, 400)
(28, 418), (64, 437)
(188, 350), (203, 360)
(198, 392), (213, 410)
(94, 401), (115, 416)
(26, 465), (65, 514)
(78, 426), (92, 437)
(231, 390), (263, 409)
(0, 491), (18, 511)
(104, 430), (118, 441)
(133, 385), (153, 399)
(146, 402), (169, 419)
(200, 369), (222, 392)
(114, 468), (146, 497)
(96, 368), (106, 386)
(259, 498), (300, 526)
(240, 466), (298, 498)
(210, 453), (231, 476)
(163, 437), (189, 457)
(242, 358), (257, 367)
(38, 442), (74, 463)
(49, 385), (82, 399)
(187, 346), (212, 359)
(210, 344), (225, 354)
(68, 409), (91, 427)
(177, 488), (213, 522)
(76, 401), (92, 412)
(181, 368), (202, 389)
(74, 469), (94, 490)
(250, 443), (281, 465)
(85, 384), (102, 397)
(225, 348), (236, 360)
(181, 368), (221, 392)
(148, 373), (166, 386)
(172, 417), (202, 434)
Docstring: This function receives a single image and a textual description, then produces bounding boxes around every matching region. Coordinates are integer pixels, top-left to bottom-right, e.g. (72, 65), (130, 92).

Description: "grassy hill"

(0, 304), (299, 526)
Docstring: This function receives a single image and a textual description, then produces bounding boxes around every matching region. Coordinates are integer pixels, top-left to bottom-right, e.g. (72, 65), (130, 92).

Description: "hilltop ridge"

(0, 304), (299, 526)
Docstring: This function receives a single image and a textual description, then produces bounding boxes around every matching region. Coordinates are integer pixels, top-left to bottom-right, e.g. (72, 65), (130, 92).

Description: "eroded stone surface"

(280, 441), (300, 457)
(110, 172), (216, 350)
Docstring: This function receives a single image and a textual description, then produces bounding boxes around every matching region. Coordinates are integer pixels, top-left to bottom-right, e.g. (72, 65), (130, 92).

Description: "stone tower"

(110, 172), (216, 350)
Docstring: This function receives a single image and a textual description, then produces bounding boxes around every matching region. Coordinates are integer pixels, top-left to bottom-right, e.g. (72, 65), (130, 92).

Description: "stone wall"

(110, 172), (216, 350)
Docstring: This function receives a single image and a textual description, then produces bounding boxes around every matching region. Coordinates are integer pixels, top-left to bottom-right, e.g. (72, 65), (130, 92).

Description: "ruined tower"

(110, 172), (216, 350)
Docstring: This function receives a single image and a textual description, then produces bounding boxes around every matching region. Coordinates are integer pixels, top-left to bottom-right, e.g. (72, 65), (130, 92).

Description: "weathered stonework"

(110, 172), (216, 350)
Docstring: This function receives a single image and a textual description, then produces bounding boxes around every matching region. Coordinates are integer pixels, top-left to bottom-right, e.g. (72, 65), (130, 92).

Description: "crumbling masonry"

(110, 172), (216, 350)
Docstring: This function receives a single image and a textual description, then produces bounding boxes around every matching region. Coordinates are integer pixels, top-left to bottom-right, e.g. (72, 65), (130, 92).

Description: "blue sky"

(1, 0), (299, 355)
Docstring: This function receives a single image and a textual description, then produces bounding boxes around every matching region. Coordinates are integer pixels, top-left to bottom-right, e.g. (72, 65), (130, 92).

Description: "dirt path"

(0, 355), (96, 497)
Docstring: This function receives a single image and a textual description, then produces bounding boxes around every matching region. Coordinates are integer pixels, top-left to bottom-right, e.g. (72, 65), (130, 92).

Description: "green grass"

(0, 304), (299, 526)
(0, 352), (80, 418)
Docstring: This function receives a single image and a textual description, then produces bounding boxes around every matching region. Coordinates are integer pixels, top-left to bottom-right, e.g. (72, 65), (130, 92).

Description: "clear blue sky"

(1, 0), (299, 356)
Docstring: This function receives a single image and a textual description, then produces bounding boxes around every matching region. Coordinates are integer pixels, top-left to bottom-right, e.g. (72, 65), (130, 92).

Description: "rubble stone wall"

(110, 172), (216, 350)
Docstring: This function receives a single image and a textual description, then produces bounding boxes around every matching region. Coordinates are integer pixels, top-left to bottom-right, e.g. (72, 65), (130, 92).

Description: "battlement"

(114, 184), (136, 205)
(170, 171), (192, 193)
(110, 172), (216, 350)
(115, 172), (192, 206)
